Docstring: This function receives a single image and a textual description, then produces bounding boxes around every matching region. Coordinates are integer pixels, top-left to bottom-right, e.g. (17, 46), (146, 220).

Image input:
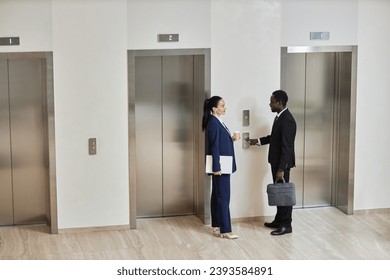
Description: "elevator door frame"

(0, 52), (57, 233)
(128, 49), (211, 229)
(282, 45), (357, 215)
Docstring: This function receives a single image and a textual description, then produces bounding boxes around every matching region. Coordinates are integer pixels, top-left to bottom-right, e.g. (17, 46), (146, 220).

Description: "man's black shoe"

(270, 226), (292, 236)
(264, 222), (280, 229)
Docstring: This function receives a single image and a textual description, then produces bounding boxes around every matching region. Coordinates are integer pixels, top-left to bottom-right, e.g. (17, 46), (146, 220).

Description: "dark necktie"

(271, 116), (278, 134)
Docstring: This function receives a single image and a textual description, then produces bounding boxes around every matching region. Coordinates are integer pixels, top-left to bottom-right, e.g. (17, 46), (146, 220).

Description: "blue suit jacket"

(206, 115), (237, 173)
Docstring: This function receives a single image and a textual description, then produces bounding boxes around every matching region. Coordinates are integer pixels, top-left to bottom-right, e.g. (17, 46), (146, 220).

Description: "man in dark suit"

(248, 90), (296, 235)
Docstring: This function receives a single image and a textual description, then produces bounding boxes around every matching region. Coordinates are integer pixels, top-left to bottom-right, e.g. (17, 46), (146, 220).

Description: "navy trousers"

(211, 174), (232, 233)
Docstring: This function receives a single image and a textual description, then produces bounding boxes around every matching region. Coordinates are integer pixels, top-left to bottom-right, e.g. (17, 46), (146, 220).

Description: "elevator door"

(281, 50), (335, 207)
(0, 58), (48, 225)
(135, 55), (195, 217)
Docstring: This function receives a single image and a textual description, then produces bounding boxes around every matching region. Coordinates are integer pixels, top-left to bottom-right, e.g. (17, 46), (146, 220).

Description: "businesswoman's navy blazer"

(205, 115), (237, 234)
(206, 115), (237, 173)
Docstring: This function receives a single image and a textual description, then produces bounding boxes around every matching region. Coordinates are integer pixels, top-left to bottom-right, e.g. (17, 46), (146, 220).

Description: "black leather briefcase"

(266, 181), (296, 206)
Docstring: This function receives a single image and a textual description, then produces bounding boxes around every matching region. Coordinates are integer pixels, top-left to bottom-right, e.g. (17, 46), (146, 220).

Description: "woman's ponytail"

(202, 96), (222, 131)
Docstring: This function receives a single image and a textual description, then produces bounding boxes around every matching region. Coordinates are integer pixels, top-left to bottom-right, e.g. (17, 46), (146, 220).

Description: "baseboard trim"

(231, 216), (273, 223)
(56, 208), (390, 233)
(58, 224), (130, 234)
(353, 208), (390, 215)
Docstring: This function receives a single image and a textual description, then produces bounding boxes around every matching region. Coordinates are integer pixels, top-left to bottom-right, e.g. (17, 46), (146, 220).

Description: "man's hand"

(276, 169), (284, 182)
(247, 138), (258, 146)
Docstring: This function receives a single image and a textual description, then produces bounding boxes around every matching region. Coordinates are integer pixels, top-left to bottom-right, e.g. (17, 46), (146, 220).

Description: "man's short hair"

(272, 90), (288, 106)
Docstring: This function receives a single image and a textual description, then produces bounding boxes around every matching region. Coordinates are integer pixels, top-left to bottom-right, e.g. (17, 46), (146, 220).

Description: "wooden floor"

(1, 207), (389, 260)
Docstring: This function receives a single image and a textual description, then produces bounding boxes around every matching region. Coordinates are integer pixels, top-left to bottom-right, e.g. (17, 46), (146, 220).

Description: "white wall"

(1, 0), (389, 230)
(211, 0), (282, 217)
(281, 0), (358, 46)
(127, 0), (210, 49)
(52, 0), (129, 228)
(355, 0), (390, 210)
(0, 0), (52, 51)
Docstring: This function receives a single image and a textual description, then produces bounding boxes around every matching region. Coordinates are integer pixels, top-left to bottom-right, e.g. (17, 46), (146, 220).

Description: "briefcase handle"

(275, 178), (285, 184)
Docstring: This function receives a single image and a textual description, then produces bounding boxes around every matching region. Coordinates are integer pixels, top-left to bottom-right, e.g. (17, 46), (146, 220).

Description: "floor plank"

(1, 207), (389, 260)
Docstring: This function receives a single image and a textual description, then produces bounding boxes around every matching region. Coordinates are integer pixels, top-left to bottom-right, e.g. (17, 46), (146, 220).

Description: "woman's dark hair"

(202, 96), (222, 131)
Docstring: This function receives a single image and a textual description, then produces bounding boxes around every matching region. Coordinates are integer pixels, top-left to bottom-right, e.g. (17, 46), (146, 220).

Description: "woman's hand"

(232, 131), (241, 141)
(213, 171), (222, 176)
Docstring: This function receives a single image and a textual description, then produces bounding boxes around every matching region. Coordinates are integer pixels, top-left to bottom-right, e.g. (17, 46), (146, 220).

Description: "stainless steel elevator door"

(0, 60), (13, 224)
(281, 50), (334, 207)
(0, 58), (47, 225)
(304, 53), (334, 206)
(162, 56), (194, 215)
(280, 52), (305, 207)
(135, 55), (195, 217)
(334, 52), (353, 213)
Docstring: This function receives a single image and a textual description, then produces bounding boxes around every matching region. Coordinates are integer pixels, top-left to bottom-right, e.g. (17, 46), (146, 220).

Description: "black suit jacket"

(260, 108), (296, 170)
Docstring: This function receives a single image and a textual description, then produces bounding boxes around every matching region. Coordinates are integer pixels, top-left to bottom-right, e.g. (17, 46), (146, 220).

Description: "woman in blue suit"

(202, 96), (239, 239)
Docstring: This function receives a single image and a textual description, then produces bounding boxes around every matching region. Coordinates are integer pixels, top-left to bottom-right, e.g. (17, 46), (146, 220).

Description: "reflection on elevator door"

(135, 55), (195, 217)
(281, 48), (353, 209)
(0, 58), (48, 226)
(281, 51), (334, 208)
